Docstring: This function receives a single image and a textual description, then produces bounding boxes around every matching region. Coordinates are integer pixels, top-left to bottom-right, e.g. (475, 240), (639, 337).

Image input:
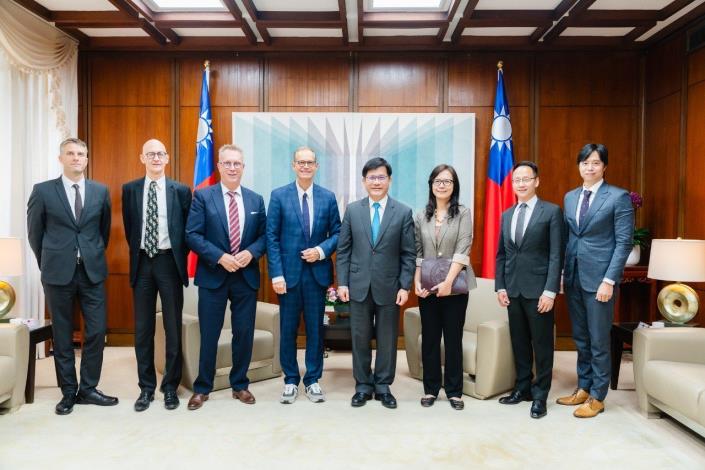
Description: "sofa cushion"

(462, 332), (477, 375)
(0, 356), (15, 397)
(215, 329), (273, 369)
(644, 360), (705, 422)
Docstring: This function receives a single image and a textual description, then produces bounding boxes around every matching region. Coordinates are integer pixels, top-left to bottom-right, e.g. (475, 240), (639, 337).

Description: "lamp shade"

(647, 238), (705, 282)
(0, 238), (23, 277)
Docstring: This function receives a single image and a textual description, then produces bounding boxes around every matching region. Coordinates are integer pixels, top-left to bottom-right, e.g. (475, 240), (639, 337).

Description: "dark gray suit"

(27, 176), (111, 395)
(496, 198), (564, 400)
(563, 182), (633, 401)
(336, 196), (415, 394)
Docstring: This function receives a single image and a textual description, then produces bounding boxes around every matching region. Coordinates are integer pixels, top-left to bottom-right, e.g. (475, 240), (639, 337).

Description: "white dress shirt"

(140, 175), (171, 250)
(369, 194), (388, 223)
(62, 175), (85, 258)
(221, 183), (245, 240)
(574, 178), (614, 286)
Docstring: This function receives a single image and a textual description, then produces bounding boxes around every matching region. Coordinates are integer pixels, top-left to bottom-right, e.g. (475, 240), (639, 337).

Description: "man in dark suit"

(267, 146), (341, 404)
(185, 144), (267, 410)
(336, 157), (416, 409)
(495, 161), (564, 419)
(27, 137), (117, 415)
(557, 143), (633, 418)
(122, 138), (192, 412)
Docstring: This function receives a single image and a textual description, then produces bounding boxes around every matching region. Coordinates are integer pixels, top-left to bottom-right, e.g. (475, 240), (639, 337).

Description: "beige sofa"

(155, 285), (282, 392)
(0, 323), (29, 413)
(404, 277), (515, 399)
(633, 327), (705, 438)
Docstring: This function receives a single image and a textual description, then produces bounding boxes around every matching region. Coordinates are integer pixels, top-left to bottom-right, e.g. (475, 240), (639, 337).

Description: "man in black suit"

(122, 139), (192, 412)
(27, 137), (117, 415)
(495, 161), (564, 419)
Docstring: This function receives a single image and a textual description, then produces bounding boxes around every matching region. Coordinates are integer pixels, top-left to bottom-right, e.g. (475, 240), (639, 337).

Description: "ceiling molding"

(240, 0), (272, 45)
(450, 0), (480, 44)
(222, 0), (257, 44)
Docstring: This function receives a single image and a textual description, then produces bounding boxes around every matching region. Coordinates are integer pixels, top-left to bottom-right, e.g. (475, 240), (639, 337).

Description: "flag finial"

(497, 61), (503, 70)
(204, 60), (210, 70)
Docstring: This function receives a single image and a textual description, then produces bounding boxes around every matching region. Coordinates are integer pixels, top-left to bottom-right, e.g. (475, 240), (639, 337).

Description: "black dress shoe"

(498, 390), (532, 405)
(76, 389), (119, 406)
(134, 391), (154, 412)
(420, 396), (436, 407)
(530, 399), (547, 419)
(375, 392), (397, 409)
(55, 393), (76, 415)
(351, 392), (372, 407)
(164, 390), (180, 410)
(449, 398), (465, 411)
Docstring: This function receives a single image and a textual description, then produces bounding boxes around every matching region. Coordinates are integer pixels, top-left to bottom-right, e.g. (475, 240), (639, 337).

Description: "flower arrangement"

(629, 191), (650, 249)
(325, 287), (341, 306)
(325, 287), (350, 318)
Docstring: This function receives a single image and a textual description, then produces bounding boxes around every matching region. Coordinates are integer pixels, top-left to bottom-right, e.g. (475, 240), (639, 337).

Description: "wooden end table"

(26, 323), (57, 404)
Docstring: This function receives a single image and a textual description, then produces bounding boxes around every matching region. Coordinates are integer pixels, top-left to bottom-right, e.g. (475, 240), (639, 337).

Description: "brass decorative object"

(0, 280), (16, 319)
(0, 238), (23, 321)
(657, 282), (699, 324)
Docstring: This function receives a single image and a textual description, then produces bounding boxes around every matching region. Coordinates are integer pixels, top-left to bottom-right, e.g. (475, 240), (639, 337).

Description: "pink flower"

(629, 191), (643, 210)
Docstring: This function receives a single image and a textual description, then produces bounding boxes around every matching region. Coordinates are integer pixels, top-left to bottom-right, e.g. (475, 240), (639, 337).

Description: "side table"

(26, 323), (56, 403)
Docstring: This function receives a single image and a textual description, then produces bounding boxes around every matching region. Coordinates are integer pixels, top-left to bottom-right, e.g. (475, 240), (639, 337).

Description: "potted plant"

(626, 191), (650, 266)
(325, 287), (350, 318)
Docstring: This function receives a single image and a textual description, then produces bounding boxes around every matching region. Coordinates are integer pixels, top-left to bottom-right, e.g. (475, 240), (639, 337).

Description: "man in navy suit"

(267, 146), (341, 404)
(557, 143), (633, 418)
(185, 144), (267, 410)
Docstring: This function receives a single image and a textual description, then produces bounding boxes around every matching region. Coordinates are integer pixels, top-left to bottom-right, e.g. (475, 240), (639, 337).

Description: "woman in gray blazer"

(414, 164), (477, 410)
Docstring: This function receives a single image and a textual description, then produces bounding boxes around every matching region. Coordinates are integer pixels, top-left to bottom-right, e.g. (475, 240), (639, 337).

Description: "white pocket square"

(250, 211), (258, 214)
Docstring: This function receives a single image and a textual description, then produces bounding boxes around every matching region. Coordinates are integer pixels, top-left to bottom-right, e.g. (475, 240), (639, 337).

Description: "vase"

(625, 245), (641, 266)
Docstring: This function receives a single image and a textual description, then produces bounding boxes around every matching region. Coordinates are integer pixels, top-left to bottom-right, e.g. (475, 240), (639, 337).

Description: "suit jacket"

(414, 205), (477, 292)
(495, 199), (564, 299)
(563, 182), (634, 292)
(266, 182), (341, 289)
(121, 177), (192, 287)
(27, 176), (111, 285)
(336, 196), (416, 305)
(185, 184), (267, 290)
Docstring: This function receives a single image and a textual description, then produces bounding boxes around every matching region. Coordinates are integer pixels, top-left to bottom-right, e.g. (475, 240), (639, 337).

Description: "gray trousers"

(350, 291), (399, 394)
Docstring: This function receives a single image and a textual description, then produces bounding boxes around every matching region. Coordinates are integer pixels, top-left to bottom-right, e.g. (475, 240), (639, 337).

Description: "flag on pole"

(187, 60), (215, 278)
(481, 61), (515, 279)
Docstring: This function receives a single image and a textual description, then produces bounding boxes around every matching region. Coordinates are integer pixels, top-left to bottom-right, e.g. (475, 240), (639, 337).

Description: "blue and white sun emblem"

(196, 110), (213, 149)
(491, 106), (512, 151)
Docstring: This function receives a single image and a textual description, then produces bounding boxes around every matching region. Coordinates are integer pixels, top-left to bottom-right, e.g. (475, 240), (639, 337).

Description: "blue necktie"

(579, 190), (592, 228)
(302, 192), (311, 245)
(371, 202), (381, 245)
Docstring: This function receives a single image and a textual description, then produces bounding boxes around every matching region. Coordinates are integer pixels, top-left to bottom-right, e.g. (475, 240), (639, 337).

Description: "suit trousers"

(278, 264), (326, 387)
(566, 273), (616, 401)
(133, 251), (183, 393)
(418, 293), (468, 398)
(43, 262), (107, 395)
(507, 295), (555, 400)
(193, 270), (257, 394)
(350, 291), (399, 394)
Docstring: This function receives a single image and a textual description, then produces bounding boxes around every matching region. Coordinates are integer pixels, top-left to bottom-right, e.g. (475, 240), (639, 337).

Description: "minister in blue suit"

(556, 143), (633, 419)
(267, 147), (341, 404)
(185, 144), (267, 410)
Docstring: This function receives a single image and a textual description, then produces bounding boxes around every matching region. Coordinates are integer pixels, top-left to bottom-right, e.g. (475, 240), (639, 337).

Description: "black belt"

(141, 249), (172, 256)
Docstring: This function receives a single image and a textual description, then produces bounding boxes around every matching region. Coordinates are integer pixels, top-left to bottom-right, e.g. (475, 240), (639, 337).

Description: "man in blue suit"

(557, 143), (633, 418)
(185, 144), (267, 410)
(267, 146), (341, 404)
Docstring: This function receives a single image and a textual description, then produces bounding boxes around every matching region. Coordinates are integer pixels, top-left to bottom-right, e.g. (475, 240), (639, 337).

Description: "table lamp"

(0, 238), (23, 321)
(647, 238), (705, 324)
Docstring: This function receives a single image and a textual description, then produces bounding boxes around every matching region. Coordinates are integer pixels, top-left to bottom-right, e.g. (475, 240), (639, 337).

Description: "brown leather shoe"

(556, 388), (589, 406)
(187, 393), (209, 410)
(233, 389), (256, 404)
(573, 396), (604, 418)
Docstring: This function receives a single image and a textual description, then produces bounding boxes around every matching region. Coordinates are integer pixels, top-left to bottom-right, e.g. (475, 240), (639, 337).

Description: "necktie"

(302, 192), (311, 245)
(72, 184), (82, 222)
(145, 181), (158, 257)
(579, 190), (592, 228)
(227, 191), (241, 255)
(371, 202), (381, 245)
(514, 203), (527, 246)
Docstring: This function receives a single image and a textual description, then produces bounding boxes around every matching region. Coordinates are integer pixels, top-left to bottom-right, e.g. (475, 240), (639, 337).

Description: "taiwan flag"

(187, 61), (215, 278)
(481, 63), (515, 279)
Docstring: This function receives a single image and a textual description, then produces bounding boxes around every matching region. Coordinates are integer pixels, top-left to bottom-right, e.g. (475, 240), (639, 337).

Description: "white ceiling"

(37, 0), (117, 10)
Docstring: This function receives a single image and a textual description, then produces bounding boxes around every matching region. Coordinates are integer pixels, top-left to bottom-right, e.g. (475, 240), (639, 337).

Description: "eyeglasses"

(365, 175), (388, 183)
(144, 151), (168, 160)
(511, 177), (536, 184)
(432, 179), (454, 187)
(295, 160), (317, 168)
(219, 161), (243, 169)
(579, 160), (603, 168)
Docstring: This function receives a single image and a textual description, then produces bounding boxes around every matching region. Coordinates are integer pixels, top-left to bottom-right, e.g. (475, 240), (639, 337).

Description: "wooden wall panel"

(268, 57), (350, 107)
(91, 56), (171, 106)
(180, 58), (261, 107)
(447, 54), (531, 107)
(644, 92), (681, 240)
(689, 46), (705, 86)
(646, 35), (684, 102)
(684, 80), (705, 239)
(358, 58), (441, 107)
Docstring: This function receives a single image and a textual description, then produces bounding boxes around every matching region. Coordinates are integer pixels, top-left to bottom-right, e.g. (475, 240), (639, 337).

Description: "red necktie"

(227, 191), (241, 254)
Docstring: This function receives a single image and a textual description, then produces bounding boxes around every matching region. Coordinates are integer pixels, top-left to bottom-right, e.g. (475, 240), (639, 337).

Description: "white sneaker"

(280, 384), (298, 404)
(305, 383), (325, 403)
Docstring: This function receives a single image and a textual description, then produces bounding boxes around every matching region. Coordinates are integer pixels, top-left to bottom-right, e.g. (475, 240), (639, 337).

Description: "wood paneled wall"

(81, 50), (648, 343)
